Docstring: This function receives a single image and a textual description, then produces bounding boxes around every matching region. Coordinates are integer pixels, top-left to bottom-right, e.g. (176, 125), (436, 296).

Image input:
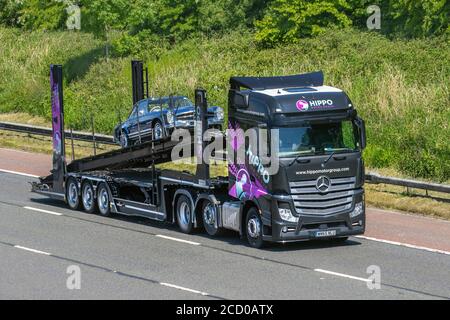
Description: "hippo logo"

(296, 100), (309, 111)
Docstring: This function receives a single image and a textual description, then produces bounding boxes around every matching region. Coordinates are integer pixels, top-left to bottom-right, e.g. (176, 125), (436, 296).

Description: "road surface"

(0, 148), (449, 299)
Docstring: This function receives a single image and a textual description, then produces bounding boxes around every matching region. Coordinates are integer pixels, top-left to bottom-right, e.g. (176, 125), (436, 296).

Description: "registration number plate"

(315, 230), (337, 237)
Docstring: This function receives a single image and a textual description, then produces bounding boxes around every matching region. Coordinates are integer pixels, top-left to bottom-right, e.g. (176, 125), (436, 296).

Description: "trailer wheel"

(202, 200), (223, 236)
(81, 181), (97, 214)
(176, 195), (193, 234)
(97, 183), (112, 217)
(245, 208), (265, 248)
(66, 178), (80, 210)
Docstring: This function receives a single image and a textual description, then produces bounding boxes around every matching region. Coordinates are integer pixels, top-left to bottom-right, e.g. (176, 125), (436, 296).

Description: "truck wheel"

(66, 178), (80, 210)
(81, 181), (97, 214)
(202, 200), (223, 236)
(176, 195), (193, 234)
(97, 183), (112, 217)
(153, 121), (164, 140)
(245, 208), (265, 248)
(119, 131), (129, 148)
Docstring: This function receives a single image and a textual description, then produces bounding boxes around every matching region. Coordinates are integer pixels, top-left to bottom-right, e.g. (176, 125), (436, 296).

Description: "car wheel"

(246, 207), (265, 248)
(119, 131), (129, 148)
(176, 195), (193, 234)
(153, 121), (164, 140)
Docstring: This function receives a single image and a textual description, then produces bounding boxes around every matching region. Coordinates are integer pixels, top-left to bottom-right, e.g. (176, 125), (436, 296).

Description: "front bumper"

(264, 193), (366, 243)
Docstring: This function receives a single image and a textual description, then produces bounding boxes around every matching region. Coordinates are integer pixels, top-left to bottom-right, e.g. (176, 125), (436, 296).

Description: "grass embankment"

(1, 27), (448, 182)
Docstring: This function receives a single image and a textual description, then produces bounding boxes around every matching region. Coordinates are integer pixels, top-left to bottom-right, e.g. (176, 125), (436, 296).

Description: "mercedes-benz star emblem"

(316, 176), (331, 193)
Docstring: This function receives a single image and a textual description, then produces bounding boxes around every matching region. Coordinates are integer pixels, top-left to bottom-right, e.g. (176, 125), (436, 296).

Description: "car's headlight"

(279, 208), (299, 223)
(166, 110), (174, 124)
(214, 108), (224, 121)
(350, 202), (364, 218)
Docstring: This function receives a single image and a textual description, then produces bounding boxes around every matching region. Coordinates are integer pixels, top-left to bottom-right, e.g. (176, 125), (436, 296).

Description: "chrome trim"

(289, 176), (357, 216)
(294, 196), (352, 209)
(160, 176), (212, 189)
(124, 204), (165, 216)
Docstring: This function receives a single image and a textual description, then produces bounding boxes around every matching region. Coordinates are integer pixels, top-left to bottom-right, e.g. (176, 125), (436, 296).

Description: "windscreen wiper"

(322, 151), (335, 166)
(288, 148), (315, 167)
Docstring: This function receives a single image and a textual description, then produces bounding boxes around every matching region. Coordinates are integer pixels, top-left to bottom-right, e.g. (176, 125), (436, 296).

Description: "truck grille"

(289, 177), (356, 215)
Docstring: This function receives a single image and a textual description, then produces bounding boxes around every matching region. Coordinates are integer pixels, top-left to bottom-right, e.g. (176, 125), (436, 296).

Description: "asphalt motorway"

(0, 171), (449, 300)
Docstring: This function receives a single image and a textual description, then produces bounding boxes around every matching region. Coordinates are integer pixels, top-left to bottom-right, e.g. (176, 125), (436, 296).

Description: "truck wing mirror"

(355, 117), (366, 150)
(232, 92), (249, 108)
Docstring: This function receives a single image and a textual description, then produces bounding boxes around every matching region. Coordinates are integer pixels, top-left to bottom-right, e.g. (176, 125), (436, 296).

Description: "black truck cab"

(226, 72), (367, 245)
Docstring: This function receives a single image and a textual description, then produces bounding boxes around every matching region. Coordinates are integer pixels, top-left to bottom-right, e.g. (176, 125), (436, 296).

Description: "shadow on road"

(30, 197), (362, 252)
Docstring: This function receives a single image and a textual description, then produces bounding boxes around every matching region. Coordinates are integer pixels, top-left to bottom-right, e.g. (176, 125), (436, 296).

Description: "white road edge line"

(156, 234), (200, 246)
(355, 235), (450, 256)
(160, 282), (209, 296)
(314, 269), (370, 283)
(24, 206), (63, 216)
(0, 169), (39, 178)
(14, 245), (51, 256)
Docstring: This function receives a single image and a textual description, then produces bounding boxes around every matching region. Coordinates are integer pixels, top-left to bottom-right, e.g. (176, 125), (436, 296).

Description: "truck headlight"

(166, 110), (174, 124)
(350, 202), (363, 218)
(279, 208), (299, 223)
(215, 108), (224, 121)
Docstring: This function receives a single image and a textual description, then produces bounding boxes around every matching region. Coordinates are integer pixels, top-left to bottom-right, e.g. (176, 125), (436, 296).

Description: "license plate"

(315, 230), (337, 237)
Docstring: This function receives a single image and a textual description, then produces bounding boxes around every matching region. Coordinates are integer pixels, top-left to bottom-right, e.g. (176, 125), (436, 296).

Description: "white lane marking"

(0, 169), (39, 178)
(356, 235), (450, 256)
(314, 269), (371, 283)
(160, 282), (209, 296)
(24, 206), (63, 216)
(156, 234), (200, 246)
(14, 245), (51, 256)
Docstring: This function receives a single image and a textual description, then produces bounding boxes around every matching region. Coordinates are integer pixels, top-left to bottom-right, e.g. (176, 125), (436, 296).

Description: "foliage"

(255, 0), (353, 46)
(0, 27), (448, 181)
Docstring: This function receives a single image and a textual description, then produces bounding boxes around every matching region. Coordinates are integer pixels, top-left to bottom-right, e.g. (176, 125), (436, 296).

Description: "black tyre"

(97, 183), (112, 217)
(202, 200), (224, 237)
(81, 181), (97, 214)
(176, 195), (193, 234)
(153, 120), (164, 140)
(66, 178), (80, 210)
(245, 208), (265, 248)
(119, 131), (129, 148)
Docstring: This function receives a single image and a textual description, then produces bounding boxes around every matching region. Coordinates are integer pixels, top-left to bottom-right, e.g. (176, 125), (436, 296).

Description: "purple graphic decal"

(51, 66), (62, 156)
(228, 163), (268, 200)
(228, 121), (245, 151)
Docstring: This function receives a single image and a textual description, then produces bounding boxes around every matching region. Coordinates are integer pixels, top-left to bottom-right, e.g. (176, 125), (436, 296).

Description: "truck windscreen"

(278, 120), (358, 158)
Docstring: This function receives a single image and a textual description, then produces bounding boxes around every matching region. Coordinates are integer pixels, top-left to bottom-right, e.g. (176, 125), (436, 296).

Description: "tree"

(17, 0), (67, 30)
(82, 0), (131, 58)
(255, 0), (353, 46)
(0, 0), (23, 27)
